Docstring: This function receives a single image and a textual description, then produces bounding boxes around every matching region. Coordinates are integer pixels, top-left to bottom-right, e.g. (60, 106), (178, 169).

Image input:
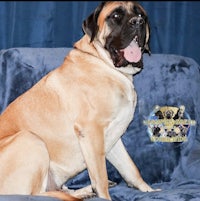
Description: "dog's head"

(83, 1), (150, 74)
(164, 110), (174, 119)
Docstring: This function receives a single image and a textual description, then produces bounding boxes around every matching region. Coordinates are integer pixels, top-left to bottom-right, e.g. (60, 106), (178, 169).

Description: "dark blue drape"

(0, 1), (200, 64)
(139, 1), (200, 65)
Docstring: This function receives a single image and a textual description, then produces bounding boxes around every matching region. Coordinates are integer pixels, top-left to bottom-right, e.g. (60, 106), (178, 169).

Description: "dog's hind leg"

(62, 185), (96, 199)
(0, 130), (49, 194)
(62, 180), (116, 199)
(74, 123), (111, 200)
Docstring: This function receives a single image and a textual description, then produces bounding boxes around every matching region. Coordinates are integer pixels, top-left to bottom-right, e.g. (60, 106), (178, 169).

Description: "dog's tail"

(39, 191), (83, 201)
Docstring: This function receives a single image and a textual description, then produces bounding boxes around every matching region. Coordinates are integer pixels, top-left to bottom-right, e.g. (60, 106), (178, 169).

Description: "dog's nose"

(129, 16), (144, 27)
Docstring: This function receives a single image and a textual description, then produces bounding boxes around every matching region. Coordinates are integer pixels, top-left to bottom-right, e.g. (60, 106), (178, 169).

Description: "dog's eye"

(113, 13), (121, 20)
(110, 8), (125, 22)
(111, 12), (123, 23)
(106, 8), (125, 25)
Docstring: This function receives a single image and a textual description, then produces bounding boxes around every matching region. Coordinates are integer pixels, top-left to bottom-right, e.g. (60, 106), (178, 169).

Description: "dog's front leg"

(106, 138), (154, 192)
(74, 123), (111, 200)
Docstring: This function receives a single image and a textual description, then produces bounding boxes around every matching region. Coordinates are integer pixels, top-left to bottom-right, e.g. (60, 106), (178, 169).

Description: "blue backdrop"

(0, 1), (200, 64)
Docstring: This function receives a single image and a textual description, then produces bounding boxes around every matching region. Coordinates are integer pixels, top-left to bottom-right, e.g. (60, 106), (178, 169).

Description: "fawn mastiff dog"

(0, 1), (155, 201)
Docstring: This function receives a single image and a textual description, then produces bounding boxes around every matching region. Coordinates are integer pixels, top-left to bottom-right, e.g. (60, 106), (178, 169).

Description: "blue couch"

(0, 48), (200, 201)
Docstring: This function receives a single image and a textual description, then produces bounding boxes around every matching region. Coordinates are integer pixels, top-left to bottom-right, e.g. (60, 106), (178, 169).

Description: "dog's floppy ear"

(82, 2), (106, 42)
(144, 19), (151, 55)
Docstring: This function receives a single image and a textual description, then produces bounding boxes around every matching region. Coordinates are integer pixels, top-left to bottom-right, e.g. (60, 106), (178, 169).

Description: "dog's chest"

(104, 77), (137, 152)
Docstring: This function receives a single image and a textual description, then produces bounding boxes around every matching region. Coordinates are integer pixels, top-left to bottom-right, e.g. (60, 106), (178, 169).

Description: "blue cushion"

(0, 48), (200, 201)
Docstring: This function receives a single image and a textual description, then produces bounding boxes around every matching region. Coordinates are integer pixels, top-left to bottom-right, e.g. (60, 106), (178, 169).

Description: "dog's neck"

(74, 35), (99, 58)
(74, 35), (136, 82)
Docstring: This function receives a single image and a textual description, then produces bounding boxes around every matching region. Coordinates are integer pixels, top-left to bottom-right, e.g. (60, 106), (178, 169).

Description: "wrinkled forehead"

(97, 1), (146, 30)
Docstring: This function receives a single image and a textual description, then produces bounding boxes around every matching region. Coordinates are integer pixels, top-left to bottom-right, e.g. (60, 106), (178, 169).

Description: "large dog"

(0, 1), (154, 201)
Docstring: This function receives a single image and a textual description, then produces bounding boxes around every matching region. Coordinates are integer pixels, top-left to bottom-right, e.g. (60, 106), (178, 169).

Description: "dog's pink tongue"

(122, 40), (141, 63)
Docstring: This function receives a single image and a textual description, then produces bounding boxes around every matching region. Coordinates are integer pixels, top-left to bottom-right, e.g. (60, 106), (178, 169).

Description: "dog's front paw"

(137, 182), (161, 192)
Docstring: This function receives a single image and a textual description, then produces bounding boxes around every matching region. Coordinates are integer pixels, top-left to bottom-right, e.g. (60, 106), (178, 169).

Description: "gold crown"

(144, 105), (196, 142)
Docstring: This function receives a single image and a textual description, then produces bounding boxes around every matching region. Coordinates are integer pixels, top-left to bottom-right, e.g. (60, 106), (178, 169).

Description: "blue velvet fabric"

(1, 1), (200, 65)
(0, 48), (200, 201)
